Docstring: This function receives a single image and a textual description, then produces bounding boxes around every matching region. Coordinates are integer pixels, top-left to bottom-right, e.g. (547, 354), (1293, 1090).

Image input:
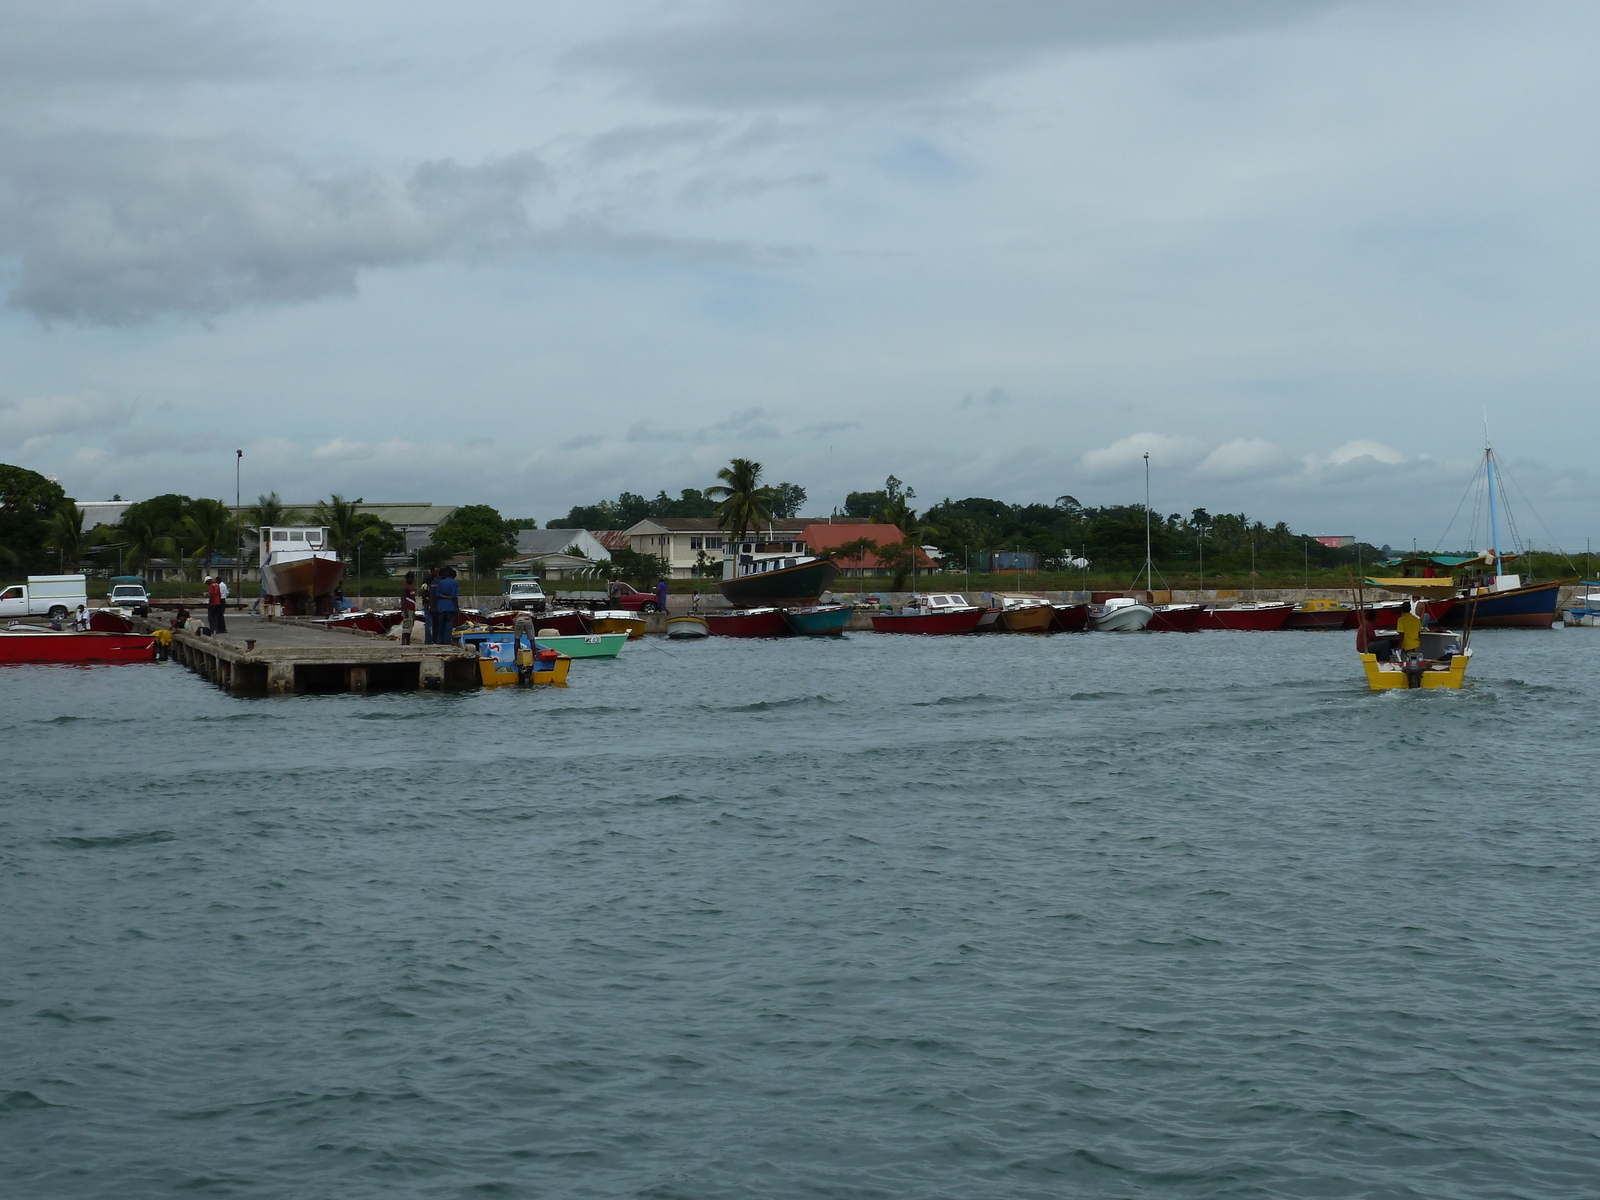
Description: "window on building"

(690, 537), (702, 550)
(707, 537), (722, 550)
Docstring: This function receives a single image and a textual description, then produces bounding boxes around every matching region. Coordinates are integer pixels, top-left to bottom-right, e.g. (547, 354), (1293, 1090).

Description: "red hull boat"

(706, 608), (789, 638)
(1146, 604), (1203, 632)
(1049, 603), (1091, 632)
(1358, 599), (1452, 629)
(0, 629), (154, 663)
(1197, 603), (1295, 631)
(872, 608), (985, 634)
(88, 610), (135, 633)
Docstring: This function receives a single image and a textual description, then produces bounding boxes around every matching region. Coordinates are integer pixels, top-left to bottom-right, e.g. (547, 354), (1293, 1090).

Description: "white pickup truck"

(500, 575), (547, 612)
(0, 574), (90, 621)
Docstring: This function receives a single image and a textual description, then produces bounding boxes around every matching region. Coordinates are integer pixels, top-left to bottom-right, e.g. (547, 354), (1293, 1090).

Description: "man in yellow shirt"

(1395, 602), (1423, 657)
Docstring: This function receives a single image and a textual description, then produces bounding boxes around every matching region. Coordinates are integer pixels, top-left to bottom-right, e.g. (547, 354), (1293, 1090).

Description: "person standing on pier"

(433, 567), (459, 645)
(656, 577), (668, 614)
(420, 567), (438, 644)
(400, 572), (418, 645)
(206, 575), (227, 634)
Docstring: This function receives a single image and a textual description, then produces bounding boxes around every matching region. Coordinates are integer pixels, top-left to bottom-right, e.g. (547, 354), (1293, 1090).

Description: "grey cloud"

(584, 120), (725, 165)
(958, 387), (1012, 410)
(570, 0), (1350, 108)
(0, 391), (130, 447)
(0, 131), (548, 323)
(797, 420), (861, 437)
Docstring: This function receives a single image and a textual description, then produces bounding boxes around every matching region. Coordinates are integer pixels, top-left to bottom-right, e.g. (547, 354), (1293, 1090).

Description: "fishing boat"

(784, 605), (851, 636)
(872, 593), (985, 634)
(1563, 584), (1600, 626)
(1049, 603), (1091, 632)
(988, 593), (1054, 632)
(1356, 610), (1471, 690)
(719, 543), (839, 608)
(666, 614), (710, 639)
(1146, 603), (1203, 632)
(589, 609), (646, 640)
(457, 630), (571, 686)
(0, 626), (154, 663)
(258, 525), (344, 615)
(705, 608), (789, 638)
(1197, 602), (1294, 631)
(88, 609), (135, 634)
(1284, 598), (1354, 630)
(529, 631), (628, 659)
(509, 607), (590, 636)
(318, 610), (395, 635)
(1089, 597), (1154, 632)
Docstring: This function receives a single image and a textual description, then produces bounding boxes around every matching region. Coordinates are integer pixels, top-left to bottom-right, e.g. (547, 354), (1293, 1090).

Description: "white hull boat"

(1090, 597), (1154, 632)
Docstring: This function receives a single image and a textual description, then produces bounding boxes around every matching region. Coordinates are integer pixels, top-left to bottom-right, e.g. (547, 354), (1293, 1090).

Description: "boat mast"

(1484, 421), (1502, 578)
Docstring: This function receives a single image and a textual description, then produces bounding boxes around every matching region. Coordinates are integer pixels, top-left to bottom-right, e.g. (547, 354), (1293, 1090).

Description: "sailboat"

(1366, 433), (1566, 629)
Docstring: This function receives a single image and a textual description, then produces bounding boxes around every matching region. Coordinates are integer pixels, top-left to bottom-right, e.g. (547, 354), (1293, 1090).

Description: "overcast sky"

(2, 0), (1597, 549)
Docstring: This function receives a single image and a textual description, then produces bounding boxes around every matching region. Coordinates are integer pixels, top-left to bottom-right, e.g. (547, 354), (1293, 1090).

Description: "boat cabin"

(260, 526), (329, 555)
(907, 593), (975, 611)
(723, 547), (818, 579)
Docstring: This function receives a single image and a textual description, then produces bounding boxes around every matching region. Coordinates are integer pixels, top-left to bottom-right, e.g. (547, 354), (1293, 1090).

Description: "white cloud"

(1195, 437), (1294, 480)
(1080, 431), (1208, 477)
(1316, 440), (1406, 468)
(0, 391), (130, 447)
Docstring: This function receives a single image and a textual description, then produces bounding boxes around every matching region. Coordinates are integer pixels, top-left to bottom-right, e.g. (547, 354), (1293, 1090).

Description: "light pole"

(235, 450), (242, 588)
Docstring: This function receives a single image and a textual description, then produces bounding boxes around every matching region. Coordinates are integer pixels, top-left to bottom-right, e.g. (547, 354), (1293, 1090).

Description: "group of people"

(398, 566), (460, 645)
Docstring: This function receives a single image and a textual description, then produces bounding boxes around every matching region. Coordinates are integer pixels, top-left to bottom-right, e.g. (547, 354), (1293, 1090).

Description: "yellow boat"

(461, 630), (571, 687)
(590, 609), (646, 640)
(988, 593), (1054, 632)
(1357, 623), (1472, 690)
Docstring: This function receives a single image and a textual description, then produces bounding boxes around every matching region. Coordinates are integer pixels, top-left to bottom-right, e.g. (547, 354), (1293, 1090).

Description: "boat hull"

(1360, 649), (1471, 690)
(1049, 604), (1091, 632)
(1090, 604), (1154, 632)
(997, 604), (1053, 632)
(784, 606), (851, 636)
(88, 610), (135, 633)
(872, 608), (985, 634)
(719, 558), (840, 608)
(260, 551), (344, 611)
(665, 615), (710, 638)
(0, 630), (154, 663)
(1198, 604), (1294, 631)
(1146, 605), (1202, 632)
(590, 611), (646, 640)
(531, 632), (628, 659)
(706, 609), (789, 638)
(1435, 580), (1563, 629)
(1284, 608), (1352, 630)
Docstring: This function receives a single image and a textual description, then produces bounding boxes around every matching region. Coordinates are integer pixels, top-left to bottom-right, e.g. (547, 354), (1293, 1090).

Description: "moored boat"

(719, 546), (840, 608)
(1197, 602), (1294, 631)
(589, 610), (646, 640)
(872, 593), (985, 634)
(458, 630), (571, 686)
(1563, 583), (1600, 626)
(530, 631), (628, 659)
(988, 592), (1054, 632)
(1049, 603), (1091, 632)
(705, 608), (789, 638)
(784, 605), (851, 636)
(0, 627), (154, 663)
(1146, 603), (1203, 632)
(1432, 579), (1564, 629)
(1284, 598), (1354, 631)
(88, 609), (135, 634)
(1089, 597), (1153, 632)
(666, 614), (710, 639)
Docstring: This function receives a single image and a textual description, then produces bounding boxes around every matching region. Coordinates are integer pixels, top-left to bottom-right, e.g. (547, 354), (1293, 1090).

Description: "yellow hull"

(1359, 650), (1471, 690)
(998, 605), (1053, 632)
(592, 615), (646, 640)
(478, 654), (571, 687)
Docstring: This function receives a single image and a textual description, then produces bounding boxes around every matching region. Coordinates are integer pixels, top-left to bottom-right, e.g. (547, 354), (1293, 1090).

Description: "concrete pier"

(138, 614), (479, 696)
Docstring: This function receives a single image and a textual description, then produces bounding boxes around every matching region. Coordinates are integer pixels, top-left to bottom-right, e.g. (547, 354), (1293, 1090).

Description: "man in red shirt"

(400, 572), (417, 645)
(206, 576), (227, 634)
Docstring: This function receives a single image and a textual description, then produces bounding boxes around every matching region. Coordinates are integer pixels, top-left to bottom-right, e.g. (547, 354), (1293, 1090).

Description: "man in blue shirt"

(434, 567), (460, 644)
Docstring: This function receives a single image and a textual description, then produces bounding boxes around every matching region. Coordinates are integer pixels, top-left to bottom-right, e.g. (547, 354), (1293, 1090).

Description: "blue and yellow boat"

(458, 630), (571, 687)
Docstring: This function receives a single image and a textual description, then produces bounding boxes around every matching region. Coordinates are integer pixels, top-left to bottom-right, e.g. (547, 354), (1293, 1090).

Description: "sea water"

(3, 629), (1597, 1198)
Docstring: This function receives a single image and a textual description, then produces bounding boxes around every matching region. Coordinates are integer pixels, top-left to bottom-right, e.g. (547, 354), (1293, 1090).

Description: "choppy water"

(3, 629), (1598, 1198)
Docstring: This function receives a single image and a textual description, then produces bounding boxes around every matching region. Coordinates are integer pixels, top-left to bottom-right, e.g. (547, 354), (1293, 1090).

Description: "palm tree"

(119, 509), (175, 573)
(707, 458), (777, 545)
(832, 536), (879, 592)
(310, 494), (380, 562)
(179, 498), (237, 572)
(246, 492), (300, 529)
(43, 503), (87, 571)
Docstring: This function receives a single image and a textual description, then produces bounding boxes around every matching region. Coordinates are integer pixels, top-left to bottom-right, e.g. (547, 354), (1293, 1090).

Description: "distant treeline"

(548, 483), (806, 529)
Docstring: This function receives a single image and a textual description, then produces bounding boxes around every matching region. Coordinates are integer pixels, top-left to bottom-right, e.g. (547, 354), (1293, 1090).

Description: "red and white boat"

(1050, 603), (1091, 632)
(259, 525), (344, 615)
(705, 608), (789, 638)
(872, 593), (985, 634)
(1146, 603), (1204, 632)
(0, 626), (154, 663)
(1197, 602), (1295, 631)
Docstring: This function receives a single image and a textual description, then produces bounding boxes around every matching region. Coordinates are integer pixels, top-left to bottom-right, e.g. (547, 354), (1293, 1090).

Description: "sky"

(1, 0), (1597, 550)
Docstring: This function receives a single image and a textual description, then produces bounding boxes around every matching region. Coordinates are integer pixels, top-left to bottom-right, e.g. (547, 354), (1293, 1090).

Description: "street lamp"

(235, 450), (243, 589)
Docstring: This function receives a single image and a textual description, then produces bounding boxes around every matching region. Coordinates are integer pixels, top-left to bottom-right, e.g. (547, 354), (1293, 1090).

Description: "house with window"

(500, 528), (613, 579)
(625, 517), (835, 579)
(798, 523), (936, 576)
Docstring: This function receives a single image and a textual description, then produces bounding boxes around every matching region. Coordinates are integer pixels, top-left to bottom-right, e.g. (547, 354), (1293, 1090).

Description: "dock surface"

(138, 614), (479, 695)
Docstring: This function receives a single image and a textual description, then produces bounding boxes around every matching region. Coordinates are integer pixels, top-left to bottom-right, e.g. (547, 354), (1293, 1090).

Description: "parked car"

(500, 575), (547, 613)
(605, 582), (663, 612)
(107, 577), (151, 616)
(0, 574), (90, 621)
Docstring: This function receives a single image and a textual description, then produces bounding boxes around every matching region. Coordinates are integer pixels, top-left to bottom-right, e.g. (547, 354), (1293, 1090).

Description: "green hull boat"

(531, 632), (628, 659)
